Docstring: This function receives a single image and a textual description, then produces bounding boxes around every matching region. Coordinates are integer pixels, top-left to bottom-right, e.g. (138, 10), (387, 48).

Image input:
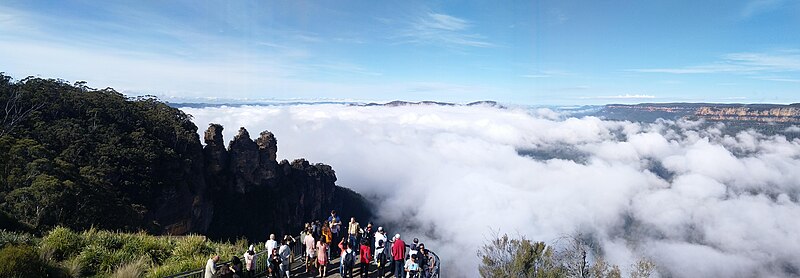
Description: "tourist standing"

(359, 239), (372, 278)
(348, 217), (360, 252)
(322, 222), (333, 259)
(316, 240), (329, 278)
(279, 239), (292, 278)
(204, 255), (220, 278)
(266, 234), (278, 271)
(328, 210), (342, 257)
(392, 234), (406, 278)
(243, 245), (256, 278)
(304, 229), (317, 275)
(268, 248), (282, 278)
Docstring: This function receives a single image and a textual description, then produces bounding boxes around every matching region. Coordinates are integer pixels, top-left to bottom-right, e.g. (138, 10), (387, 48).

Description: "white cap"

(395, 234), (400, 239)
(248, 244), (254, 251)
(378, 226), (384, 231)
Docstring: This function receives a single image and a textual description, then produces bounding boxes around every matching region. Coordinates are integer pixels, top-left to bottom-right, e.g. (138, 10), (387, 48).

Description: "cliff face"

(598, 103), (800, 124)
(695, 106), (800, 123)
(197, 125), (371, 241)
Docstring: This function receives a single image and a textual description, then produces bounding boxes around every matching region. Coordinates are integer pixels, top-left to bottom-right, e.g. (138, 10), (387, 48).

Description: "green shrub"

(61, 257), (82, 278)
(0, 244), (50, 277)
(120, 232), (173, 265)
(112, 257), (149, 278)
(41, 226), (85, 261)
(74, 245), (137, 276)
(84, 229), (127, 250)
(172, 235), (212, 260)
(145, 255), (205, 278)
(0, 229), (38, 248)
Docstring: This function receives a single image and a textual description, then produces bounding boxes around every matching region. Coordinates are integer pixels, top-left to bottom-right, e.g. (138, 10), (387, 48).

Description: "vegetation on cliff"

(1, 73), (204, 234)
(0, 73), (371, 241)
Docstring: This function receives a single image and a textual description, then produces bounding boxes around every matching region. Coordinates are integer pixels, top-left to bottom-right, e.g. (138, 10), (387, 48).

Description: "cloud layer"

(183, 104), (800, 277)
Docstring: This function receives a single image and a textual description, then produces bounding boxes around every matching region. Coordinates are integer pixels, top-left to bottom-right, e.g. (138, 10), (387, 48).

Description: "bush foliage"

(10, 226), (251, 277)
(0, 73), (201, 234)
(479, 233), (657, 278)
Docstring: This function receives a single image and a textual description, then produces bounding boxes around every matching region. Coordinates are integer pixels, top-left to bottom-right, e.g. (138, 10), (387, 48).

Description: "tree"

(479, 233), (657, 278)
(629, 258), (657, 278)
(478, 232), (561, 277)
(0, 75), (45, 137)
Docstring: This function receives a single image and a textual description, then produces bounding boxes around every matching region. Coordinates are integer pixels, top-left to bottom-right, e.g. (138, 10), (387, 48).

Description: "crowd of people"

(203, 210), (437, 278)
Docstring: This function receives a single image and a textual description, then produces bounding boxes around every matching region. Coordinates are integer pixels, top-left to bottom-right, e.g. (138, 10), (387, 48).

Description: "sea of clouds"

(182, 104), (800, 277)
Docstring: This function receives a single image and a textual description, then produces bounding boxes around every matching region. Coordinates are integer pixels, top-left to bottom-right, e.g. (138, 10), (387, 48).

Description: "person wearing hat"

(391, 234), (406, 278)
(374, 227), (386, 250)
(243, 245), (257, 278)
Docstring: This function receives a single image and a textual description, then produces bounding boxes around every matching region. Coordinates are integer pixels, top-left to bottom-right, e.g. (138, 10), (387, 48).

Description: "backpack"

(343, 250), (355, 268)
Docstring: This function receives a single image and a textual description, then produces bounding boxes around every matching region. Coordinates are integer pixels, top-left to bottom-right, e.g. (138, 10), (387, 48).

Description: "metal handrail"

(163, 235), (442, 277)
(165, 236), (303, 278)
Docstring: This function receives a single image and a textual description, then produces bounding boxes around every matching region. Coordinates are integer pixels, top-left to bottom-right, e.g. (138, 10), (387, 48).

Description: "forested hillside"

(0, 73), (370, 239)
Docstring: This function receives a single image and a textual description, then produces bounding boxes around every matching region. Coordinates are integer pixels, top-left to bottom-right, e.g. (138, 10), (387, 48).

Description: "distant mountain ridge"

(597, 103), (800, 123)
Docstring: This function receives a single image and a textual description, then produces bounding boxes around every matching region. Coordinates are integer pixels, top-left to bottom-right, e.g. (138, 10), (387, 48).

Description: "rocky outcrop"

(200, 124), (371, 241)
(696, 106), (800, 123)
(155, 123), (372, 240)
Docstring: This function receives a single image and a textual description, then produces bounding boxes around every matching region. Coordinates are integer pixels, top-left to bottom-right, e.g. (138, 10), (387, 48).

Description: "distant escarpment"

(0, 74), (370, 241)
(694, 105), (800, 123)
(599, 103), (800, 124)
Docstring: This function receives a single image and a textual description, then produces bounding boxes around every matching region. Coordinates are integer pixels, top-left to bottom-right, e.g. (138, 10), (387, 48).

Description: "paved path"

(259, 255), (395, 278)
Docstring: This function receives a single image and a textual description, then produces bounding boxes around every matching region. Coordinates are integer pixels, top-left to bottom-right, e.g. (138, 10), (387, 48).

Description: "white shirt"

(204, 258), (216, 278)
(266, 240), (278, 254)
(374, 232), (387, 249)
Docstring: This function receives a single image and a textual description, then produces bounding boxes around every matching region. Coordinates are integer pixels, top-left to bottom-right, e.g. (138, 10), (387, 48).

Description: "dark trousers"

(343, 265), (354, 278)
(377, 259), (386, 277)
(360, 261), (369, 277)
(394, 260), (404, 278)
(269, 264), (280, 277)
(332, 232), (340, 256)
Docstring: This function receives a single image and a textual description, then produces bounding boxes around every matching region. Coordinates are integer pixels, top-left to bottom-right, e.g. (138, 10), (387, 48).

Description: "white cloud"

(401, 12), (494, 48)
(425, 13), (469, 31)
(183, 104), (800, 277)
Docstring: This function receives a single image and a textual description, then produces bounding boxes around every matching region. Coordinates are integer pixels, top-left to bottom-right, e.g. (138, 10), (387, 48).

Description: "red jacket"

(360, 244), (372, 263)
(392, 239), (405, 261)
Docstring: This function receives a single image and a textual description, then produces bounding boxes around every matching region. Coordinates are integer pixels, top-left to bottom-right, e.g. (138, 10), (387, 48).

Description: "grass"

(2, 226), (256, 277)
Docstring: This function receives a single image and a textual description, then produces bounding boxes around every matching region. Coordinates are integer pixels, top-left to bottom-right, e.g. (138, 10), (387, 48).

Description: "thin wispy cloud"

(312, 62), (382, 76)
(400, 12), (494, 48)
(631, 51), (800, 77)
(521, 70), (571, 78)
(741, 0), (786, 18)
(581, 94), (656, 99)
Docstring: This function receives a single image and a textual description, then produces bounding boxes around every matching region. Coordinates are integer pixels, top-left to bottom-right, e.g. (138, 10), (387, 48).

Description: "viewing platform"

(166, 236), (441, 278)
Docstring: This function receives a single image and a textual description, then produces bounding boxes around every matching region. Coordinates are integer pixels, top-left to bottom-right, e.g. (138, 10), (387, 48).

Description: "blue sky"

(1, 0), (798, 105)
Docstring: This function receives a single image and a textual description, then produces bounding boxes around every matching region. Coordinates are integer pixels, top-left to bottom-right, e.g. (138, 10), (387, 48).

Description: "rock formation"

(198, 124), (371, 241)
